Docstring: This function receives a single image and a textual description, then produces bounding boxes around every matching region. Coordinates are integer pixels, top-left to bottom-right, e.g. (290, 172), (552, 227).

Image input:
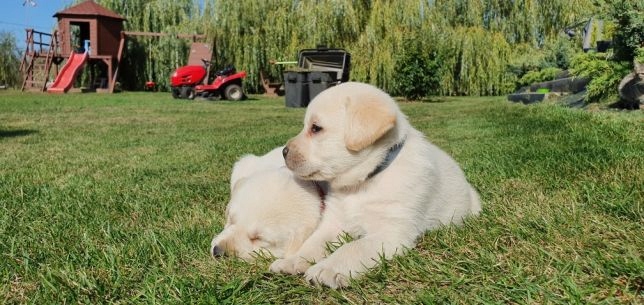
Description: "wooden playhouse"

(21, 0), (125, 93)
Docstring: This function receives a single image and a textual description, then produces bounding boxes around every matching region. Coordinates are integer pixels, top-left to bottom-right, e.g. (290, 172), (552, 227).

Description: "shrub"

(391, 39), (441, 100)
(635, 47), (644, 64)
(603, 0), (644, 61)
(542, 36), (577, 70)
(508, 37), (579, 91)
(570, 52), (631, 103)
(518, 67), (563, 87)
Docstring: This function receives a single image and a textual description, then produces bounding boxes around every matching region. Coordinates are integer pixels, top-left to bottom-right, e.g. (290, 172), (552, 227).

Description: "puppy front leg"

(269, 212), (342, 275)
(305, 230), (416, 288)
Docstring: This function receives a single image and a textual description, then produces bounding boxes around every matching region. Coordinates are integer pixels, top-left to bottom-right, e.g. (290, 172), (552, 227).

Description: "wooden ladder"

(21, 29), (59, 92)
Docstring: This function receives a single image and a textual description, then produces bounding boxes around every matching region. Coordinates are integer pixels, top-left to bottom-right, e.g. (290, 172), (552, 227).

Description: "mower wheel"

(187, 88), (196, 100)
(224, 84), (244, 101)
(171, 88), (180, 99)
(180, 86), (195, 99)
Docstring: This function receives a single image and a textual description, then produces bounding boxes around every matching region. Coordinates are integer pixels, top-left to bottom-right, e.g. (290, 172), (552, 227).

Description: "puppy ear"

(230, 155), (256, 191)
(344, 96), (397, 151)
(230, 176), (248, 193)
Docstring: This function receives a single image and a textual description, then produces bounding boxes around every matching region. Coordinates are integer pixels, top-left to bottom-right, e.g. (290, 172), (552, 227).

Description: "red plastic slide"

(47, 51), (89, 93)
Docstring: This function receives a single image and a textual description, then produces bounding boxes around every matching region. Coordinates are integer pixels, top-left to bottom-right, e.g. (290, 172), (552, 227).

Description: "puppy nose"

(211, 245), (224, 258)
(282, 146), (289, 159)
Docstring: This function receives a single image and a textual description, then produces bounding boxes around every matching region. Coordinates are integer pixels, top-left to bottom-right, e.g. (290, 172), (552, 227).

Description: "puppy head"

(211, 168), (319, 260)
(230, 147), (285, 191)
(283, 82), (399, 182)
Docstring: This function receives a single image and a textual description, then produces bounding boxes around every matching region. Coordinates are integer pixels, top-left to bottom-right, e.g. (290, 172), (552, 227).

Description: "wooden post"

(110, 32), (126, 93)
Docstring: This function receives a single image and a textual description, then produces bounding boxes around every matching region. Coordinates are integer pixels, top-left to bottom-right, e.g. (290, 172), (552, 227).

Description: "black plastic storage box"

(283, 71), (309, 108)
(308, 71), (337, 103)
(284, 47), (351, 107)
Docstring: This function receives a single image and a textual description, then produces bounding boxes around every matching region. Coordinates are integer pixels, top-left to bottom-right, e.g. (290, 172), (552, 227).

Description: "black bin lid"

(297, 47), (351, 82)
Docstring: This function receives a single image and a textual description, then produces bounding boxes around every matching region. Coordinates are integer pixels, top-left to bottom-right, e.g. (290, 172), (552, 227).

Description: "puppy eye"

(249, 234), (262, 242)
(310, 123), (323, 134)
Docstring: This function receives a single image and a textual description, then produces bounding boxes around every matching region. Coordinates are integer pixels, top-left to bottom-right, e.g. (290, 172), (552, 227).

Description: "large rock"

(558, 90), (587, 108)
(618, 62), (644, 107)
(528, 77), (589, 93)
(508, 73), (589, 105)
(508, 92), (548, 104)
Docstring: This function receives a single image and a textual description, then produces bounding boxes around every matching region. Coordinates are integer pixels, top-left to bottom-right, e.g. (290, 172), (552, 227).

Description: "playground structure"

(20, 0), (206, 94)
(20, 28), (62, 92)
(21, 0), (125, 93)
(46, 51), (89, 93)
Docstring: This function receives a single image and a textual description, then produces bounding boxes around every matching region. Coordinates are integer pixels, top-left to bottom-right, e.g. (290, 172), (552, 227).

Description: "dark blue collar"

(366, 139), (405, 180)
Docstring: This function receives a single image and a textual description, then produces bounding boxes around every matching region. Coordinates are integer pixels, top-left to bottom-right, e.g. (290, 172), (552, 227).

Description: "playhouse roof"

(53, 0), (125, 21)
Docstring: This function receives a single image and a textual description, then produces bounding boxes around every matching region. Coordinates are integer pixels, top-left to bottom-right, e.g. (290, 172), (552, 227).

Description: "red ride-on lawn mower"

(170, 59), (247, 100)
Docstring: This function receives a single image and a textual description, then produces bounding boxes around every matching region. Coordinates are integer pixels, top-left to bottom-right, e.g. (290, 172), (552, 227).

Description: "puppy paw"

(269, 256), (311, 275)
(304, 261), (351, 289)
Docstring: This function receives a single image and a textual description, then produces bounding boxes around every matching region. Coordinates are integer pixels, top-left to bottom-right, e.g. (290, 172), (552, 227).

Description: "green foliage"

(63, 0), (639, 102)
(601, 0), (644, 62)
(602, 20), (617, 41)
(506, 43), (550, 77)
(542, 36), (578, 70)
(508, 36), (580, 91)
(0, 32), (21, 88)
(570, 52), (632, 103)
(563, 0), (643, 104)
(518, 67), (563, 87)
(84, 0), (597, 97)
(391, 39), (441, 100)
(432, 0), (595, 45)
(445, 26), (516, 96)
(636, 47), (644, 64)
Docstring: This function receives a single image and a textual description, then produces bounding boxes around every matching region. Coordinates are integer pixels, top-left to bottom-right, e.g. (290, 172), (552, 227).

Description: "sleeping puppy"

(228, 146), (286, 191)
(270, 82), (481, 288)
(210, 147), (324, 260)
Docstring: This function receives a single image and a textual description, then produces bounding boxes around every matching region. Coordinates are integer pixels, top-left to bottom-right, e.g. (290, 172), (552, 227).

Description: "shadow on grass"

(0, 129), (38, 138)
(196, 96), (263, 102)
(420, 97), (451, 103)
(398, 96), (467, 103)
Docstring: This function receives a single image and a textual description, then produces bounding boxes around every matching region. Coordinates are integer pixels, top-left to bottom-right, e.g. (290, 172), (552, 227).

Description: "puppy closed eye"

(248, 233), (263, 243)
(310, 123), (323, 134)
(249, 233), (275, 247)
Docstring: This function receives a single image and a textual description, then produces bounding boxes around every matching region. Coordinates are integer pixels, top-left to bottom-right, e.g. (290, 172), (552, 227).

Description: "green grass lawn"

(0, 91), (642, 304)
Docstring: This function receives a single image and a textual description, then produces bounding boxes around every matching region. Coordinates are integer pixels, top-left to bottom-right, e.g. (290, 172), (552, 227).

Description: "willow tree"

(400, 0), (595, 96)
(71, 0), (598, 95)
(432, 0), (595, 46)
(0, 31), (21, 88)
(440, 26), (515, 95)
(206, 0), (369, 91)
(351, 0), (516, 95)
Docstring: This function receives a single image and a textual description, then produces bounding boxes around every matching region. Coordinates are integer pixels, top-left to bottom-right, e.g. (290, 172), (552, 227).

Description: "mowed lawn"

(0, 91), (642, 304)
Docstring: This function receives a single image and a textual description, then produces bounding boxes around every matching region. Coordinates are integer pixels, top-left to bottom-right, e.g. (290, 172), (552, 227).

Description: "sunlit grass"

(0, 91), (642, 304)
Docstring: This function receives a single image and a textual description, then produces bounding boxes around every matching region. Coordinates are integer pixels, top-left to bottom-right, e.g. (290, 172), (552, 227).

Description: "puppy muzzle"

(211, 245), (225, 258)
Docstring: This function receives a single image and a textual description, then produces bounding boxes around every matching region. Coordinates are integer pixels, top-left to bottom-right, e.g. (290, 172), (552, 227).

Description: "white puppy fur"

(228, 147), (287, 191)
(210, 147), (323, 260)
(270, 82), (481, 288)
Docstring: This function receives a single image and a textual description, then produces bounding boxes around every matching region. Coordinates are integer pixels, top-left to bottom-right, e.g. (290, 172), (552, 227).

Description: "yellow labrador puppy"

(210, 147), (324, 260)
(271, 82), (481, 288)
